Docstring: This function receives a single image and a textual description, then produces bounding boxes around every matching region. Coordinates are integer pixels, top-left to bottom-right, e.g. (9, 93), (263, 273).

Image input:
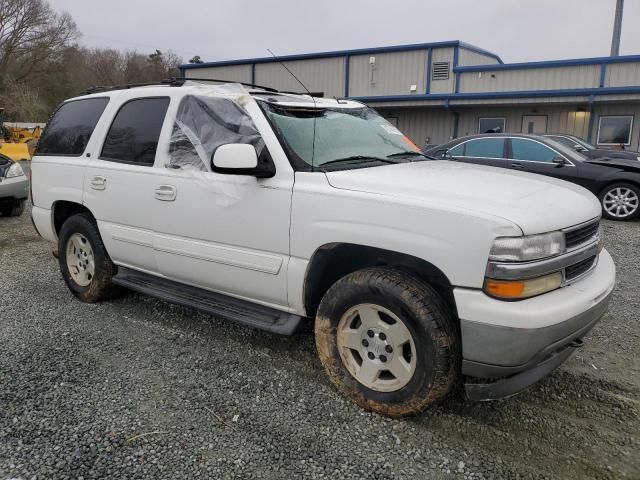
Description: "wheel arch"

(303, 243), (457, 320)
(52, 200), (95, 238)
(596, 177), (640, 197)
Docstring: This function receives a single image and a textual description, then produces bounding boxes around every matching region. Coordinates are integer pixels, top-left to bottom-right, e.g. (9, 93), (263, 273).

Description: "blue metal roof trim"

(352, 86), (640, 103)
(454, 55), (640, 73)
(180, 40), (503, 70)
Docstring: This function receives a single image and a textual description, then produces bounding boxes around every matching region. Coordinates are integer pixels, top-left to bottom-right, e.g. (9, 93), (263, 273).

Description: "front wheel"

(315, 268), (460, 417)
(58, 213), (121, 302)
(599, 183), (640, 221)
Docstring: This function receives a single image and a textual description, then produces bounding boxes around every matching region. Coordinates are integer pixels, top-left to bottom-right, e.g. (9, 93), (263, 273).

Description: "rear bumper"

(454, 249), (615, 399)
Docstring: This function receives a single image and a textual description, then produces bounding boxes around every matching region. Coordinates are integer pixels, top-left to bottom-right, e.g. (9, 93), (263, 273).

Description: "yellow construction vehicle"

(0, 108), (42, 161)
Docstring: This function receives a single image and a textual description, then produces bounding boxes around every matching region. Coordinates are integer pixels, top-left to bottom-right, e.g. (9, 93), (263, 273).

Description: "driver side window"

(510, 138), (558, 163)
(447, 143), (465, 157)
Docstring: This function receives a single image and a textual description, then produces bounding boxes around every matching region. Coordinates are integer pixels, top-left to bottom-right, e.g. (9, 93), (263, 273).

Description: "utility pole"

(610, 0), (624, 56)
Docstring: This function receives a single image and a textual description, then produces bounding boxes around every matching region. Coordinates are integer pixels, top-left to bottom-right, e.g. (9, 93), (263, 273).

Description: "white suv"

(31, 81), (616, 417)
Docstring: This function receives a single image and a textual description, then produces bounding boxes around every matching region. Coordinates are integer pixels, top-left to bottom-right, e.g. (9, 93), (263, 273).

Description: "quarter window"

(597, 116), (633, 145)
(478, 117), (506, 134)
(101, 98), (170, 165)
(36, 98), (109, 156)
(464, 138), (505, 158)
(510, 139), (558, 162)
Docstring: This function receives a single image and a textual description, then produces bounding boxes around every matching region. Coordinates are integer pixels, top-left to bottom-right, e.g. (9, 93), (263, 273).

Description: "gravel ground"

(0, 204), (638, 480)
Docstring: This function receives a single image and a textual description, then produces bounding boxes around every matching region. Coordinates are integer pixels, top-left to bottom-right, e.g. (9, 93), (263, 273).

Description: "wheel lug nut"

(379, 332), (387, 341)
(362, 339), (369, 347)
(367, 330), (374, 338)
(367, 352), (375, 360)
(385, 345), (393, 353)
(379, 355), (387, 363)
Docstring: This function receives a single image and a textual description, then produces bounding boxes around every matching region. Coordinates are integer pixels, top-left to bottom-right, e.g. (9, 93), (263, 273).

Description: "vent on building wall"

(432, 62), (450, 80)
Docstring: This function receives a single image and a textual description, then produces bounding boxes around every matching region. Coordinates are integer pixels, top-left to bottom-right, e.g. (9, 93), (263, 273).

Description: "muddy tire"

(58, 213), (121, 302)
(0, 199), (25, 217)
(315, 267), (460, 417)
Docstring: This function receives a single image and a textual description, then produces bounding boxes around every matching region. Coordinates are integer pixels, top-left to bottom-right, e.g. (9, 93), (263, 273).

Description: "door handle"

(154, 185), (177, 201)
(511, 163), (525, 169)
(90, 176), (107, 190)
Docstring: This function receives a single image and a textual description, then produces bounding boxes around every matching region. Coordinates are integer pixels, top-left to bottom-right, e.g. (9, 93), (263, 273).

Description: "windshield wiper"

(319, 155), (399, 167)
(387, 151), (428, 159)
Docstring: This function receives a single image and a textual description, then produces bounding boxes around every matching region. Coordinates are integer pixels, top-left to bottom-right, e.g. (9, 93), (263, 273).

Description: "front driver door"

(508, 138), (579, 185)
(151, 94), (292, 310)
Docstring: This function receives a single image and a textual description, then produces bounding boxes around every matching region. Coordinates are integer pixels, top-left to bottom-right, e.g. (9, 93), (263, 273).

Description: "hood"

(584, 156), (640, 171)
(325, 161), (601, 235)
(583, 149), (640, 161)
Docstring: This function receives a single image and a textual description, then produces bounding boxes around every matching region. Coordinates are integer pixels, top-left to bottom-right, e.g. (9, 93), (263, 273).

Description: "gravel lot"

(1, 204), (638, 480)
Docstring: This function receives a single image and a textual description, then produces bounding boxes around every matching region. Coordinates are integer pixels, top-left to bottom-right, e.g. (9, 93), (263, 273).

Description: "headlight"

(484, 273), (563, 300)
(489, 231), (565, 262)
(636, 156), (640, 162)
(5, 162), (25, 178)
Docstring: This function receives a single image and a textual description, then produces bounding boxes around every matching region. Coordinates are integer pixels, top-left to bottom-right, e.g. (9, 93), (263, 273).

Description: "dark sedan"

(424, 134), (640, 221)
(544, 134), (640, 162)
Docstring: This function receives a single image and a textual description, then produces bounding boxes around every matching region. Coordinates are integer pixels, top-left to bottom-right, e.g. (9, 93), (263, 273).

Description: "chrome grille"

(564, 256), (597, 282)
(564, 220), (600, 250)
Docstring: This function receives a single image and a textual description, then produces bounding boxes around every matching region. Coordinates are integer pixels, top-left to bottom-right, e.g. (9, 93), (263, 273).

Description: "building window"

(597, 116), (633, 145)
(478, 117), (506, 134)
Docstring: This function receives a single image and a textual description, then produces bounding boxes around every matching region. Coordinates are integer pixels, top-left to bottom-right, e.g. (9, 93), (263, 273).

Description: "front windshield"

(261, 102), (424, 169)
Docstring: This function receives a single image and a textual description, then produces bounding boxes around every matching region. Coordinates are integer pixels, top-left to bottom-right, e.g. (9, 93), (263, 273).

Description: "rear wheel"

(315, 268), (460, 417)
(58, 213), (121, 302)
(0, 199), (25, 217)
(599, 183), (640, 221)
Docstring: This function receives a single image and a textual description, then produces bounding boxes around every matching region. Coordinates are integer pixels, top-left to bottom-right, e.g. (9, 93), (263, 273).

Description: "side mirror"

(552, 156), (567, 167)
(211, 144), (274, 178)
(443, 149), (453, 160)
(573, 144), (587, 152)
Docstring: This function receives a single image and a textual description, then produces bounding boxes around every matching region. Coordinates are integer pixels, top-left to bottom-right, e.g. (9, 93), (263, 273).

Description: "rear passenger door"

(84, 96), (171, 274)
(448, 137), (509, 169)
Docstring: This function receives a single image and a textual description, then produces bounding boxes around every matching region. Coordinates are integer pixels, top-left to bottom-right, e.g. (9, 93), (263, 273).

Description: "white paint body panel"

(30, 85), (613, 338)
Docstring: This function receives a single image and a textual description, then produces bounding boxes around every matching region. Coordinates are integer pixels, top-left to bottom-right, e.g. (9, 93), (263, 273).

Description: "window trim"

(596, 115), (634, 146)
(507, 137), (575, 166)
(477, 117), (506, 134)
(36, 97), (111, 158)
(447, 137), (507, 161)
(447, 136), (575, 166)
(99, 96), (171, 166)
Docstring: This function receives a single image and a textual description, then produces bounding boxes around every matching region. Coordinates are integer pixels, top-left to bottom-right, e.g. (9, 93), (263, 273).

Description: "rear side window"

(101, 97), (170, 165)
(511, 139), (557, 162)
(464, 138), (505, 158)
(36, 98), (109, 156)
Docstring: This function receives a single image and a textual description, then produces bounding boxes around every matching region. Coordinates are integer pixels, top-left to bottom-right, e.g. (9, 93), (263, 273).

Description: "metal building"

(180, 40), (640, 150)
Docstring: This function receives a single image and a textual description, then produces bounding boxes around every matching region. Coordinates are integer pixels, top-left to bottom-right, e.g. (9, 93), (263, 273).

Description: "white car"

(30, 81), (615, 417)
(0, 155), (28, 217)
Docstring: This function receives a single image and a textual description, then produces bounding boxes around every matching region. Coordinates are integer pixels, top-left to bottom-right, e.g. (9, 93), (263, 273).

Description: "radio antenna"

(267, 48), (318, 170)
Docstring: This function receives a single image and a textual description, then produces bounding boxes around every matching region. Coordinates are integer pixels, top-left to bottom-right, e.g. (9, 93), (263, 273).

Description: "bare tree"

(0, 0), (79, 82)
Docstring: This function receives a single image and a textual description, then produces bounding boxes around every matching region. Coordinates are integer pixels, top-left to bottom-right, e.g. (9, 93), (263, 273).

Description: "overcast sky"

(49, 0), (640, 64)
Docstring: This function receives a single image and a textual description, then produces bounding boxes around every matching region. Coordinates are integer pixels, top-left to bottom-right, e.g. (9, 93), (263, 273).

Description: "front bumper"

(455, 249), (615, 399)
(0, 175), (29, 202)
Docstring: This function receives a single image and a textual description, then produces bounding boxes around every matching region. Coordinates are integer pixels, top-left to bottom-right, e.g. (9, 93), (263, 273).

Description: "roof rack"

(80, 77), (281, 96)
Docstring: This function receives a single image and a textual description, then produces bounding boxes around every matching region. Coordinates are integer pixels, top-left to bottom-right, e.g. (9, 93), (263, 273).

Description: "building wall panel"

(185, 65), (252, 83)
(255, 57), (345, 97)
(429, 48), (455, 94)
(348, 50), (427, 97)
(458, 49), (500, 66)
(605, 62), (640, 87)
(459, 65), (600, 93)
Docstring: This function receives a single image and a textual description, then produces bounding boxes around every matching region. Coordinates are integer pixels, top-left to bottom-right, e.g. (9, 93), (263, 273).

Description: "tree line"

(0, 0), (186, 122)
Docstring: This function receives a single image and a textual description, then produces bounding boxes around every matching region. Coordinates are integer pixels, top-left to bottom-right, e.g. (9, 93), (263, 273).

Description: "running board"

(112, 267), (303, 336)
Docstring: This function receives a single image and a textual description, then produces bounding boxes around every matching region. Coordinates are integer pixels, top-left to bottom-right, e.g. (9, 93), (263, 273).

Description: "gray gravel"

(0, 205), (638, 480)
